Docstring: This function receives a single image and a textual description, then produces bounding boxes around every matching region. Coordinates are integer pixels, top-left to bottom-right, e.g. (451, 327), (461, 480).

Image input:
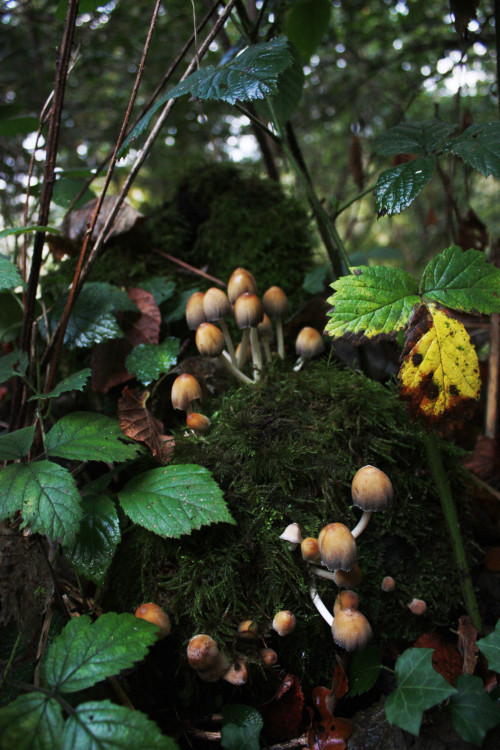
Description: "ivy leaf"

(385, 648), (457, 735)
(449, 675), (500, 746)
(0, 426), (35, 459)
(45, 412), (141, 463)
(0, 461), (82, 545)
(420, 246), (500, 314)
(347, 645), (382, 696)
(399, 303), (481, 435)
(61, 700), (178, 749)
(221, 705), (263, 750)
(0, 692), (63, 750)
(0, 254), (25, 290)
(29, 368), (91, 401)
(477, 619), (500, 670)
(373, 120), (456, 156)
(118, 464), (235, 538)
(325, 266), (420, 341)
(376, 155), (435, 215)
(0, 350), (28, 384)
(450, 122), (500, 179)
(64, 495), (121, 585)
(43, 613), (159, 693)
(125, 338), (179, 386)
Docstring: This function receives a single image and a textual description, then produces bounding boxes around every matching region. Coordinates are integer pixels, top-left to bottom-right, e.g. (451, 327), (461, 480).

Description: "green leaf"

(0, 693), (63, 750)
(0, 116), (39, 137)
(43, 613), (159, 693)
(125, 339), (179, 386)
(163, 287), (201, 324)
(118, 464), (235, 538)
(477, 619), (500, 670)
(0, 292), (26, 343)
(45, 412), (141, 463)
(138, 278), (176, 306)
(420, 246), (500, 314)
(302, 263), (333, 294)
(0, 350), (28, 384)
(450, 675), (500, 746)
(0, 426), (35, 459)
(0, 461), (82, 545)
(29, 368), (91, 401)
(0, 226), (60, 240)
(373, 120), (457, 156)
(221, 705), (263, 750)
(0, 254), (25, 290)
(325, 266), (420, 341)
(283, 0), (332, 61)
(450, 122), (500, 179)
(376, 155), (435, 215)
(64, 495), (121, 585)
(254, 47), (305, 124)
(61, 700), (178, 749)
(347, 645), (382, 696)
(385, 648), (456, 735)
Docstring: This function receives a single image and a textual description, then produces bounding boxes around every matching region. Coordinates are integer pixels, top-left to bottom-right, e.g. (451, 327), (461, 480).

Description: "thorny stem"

(423, 430), (482, 632)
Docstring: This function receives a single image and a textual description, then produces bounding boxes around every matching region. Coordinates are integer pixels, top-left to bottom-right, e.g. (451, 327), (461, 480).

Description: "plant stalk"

(423, 430), (482, 632)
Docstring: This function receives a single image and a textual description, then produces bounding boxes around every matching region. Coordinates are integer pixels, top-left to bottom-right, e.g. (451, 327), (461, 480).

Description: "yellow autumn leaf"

(399, 303), (481, 435)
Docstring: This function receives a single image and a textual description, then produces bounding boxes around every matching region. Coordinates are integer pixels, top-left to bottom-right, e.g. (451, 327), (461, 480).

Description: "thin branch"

(153, 249), (225, 286)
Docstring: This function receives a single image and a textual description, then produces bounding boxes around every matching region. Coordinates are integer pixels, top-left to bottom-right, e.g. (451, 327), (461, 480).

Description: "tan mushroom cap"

(185, 291), (207, 330)
(203, 287), (232, 321)
(333, 590), (359, 616)
(195, 322), (225, 357)
(333, 563), (363, 588)
(223, 660), (248, 685)
(171, 373), (202, 411)
(262, 286), (289, 318)
(134, 603), (171, 639)
(295, 326), (325, 357)
(227, 267), (257, 304)
(301, 537), (321, 562)
(260, 647), (278, 666)
(318, 522), (357, 571)
(187, 634), (219, 670)
(234, 292), (264, 329)
(186, 412), (211, 433)
(257, 313), (273, 339)
(272, 610), (296, 636)
(351, 465), (393, 512)
(331, 609), (372, 651)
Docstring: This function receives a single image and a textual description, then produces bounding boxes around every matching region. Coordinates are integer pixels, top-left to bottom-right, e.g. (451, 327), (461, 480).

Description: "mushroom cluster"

(280, 465), (393, 651)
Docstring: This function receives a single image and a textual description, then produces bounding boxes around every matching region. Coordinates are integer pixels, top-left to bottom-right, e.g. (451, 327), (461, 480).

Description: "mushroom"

(333, 563), (362, 588)
(185, 291), (207, 330)
(262, 286), (289, 359)
(195, 322), (252, 385)
(350, 465), (394, 539)
(408, 598), (427, 615)
(134, 602), (171, 639)
(233, 292), (264, 376)
(227, 267), (257, 305)
(237, 620), (259, 639)
(381, 576), (396, 592)
(223, 660), (248, 685)
(318, 522), (357, 571)
(187, 634), (220, 671)
(333, 590), (359, 616)
(294, 326), (325, 371)
(272, 610), (296, 636)
(186, 412), (211, 433)
(257, 313), (273, 363)
(279, 522), (303, 551)
(203, 287), (238, 366)
(331, 608), (372, 651)
(301, 537), (321, 562)
(260, 648), (278, 666)
(197, 652), (232, 682)
(171, 373), (202, 416)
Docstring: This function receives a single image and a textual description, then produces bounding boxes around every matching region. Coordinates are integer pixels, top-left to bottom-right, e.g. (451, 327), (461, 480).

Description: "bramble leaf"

(0, 350), (28, 384)
(125, 338), (179, 386)
(254, 46), (305, 124)
(0, 461), (82, 544)
(283, 0), (332, 61)
(43, 613), (159, 693)
(0, 692), (63, 750)
(64, 495), (121, 585)
(399, 303), (481, 435)
(61, 700), (178, 749)
(477, 618), (500, 671)
(0, 254), (25, 290)
(347, 645), (382, 696)
(221, 705), (263, 750)
(45, 412), (141, 463)
(29, 368), (91, 401)
(373, 120), (456, 156)
(450, 122), (500, 179)
(118, 464), (235, 538)
(420, 246), (500, 314)
(450, 675), (500, 746)
(376, 155), (435, 215)
(325, 265), (419, 341)
(385, 648), (456, 735)
(0, 426), (35, 459)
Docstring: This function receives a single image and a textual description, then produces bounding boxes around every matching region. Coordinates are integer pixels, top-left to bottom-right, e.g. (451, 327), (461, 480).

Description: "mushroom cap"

(279, 523), (303, 545)
(318, 522), (357, 571)
(351, 465), (393, 512)
(134, 602), (171, 639)
(227, 267), (257, 304)
(333, 563), (363, 588)
(186, 412), (211, 433)
(295, 326), (325, 357)
(237, 620), (259, 639)
(333, 590), (359, 616)
(171, 373), (202, 411)
(262, 286), (289, 318)
(381, 576), (396, 592)
(408, 598), (427, 615)
(272, 610), (296, 636)
(187, 634), (219, 670)
(197, 651), (231, 682)
(260, 647), (278, 666)
(301, 537), (321, 562)
(331, 609), (372, 651)
(203, 287), (232, 321)
(234, 292), (264, 329)
(257, 313), (273, 340)
(223, 660), (248, 685)
(195, 322), (225, 357)
(185, 291), (207, 330)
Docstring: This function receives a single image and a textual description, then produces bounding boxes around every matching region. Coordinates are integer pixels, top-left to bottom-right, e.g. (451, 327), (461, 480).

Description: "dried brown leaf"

(118, 386), (174, 463)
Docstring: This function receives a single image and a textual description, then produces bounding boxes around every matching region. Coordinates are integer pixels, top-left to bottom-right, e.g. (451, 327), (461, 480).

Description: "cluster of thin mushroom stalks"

(281, 465), (395, 652)
(171, 267), (325, 432)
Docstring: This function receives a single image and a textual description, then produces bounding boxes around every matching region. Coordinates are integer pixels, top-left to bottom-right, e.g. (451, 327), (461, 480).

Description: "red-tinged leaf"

(127, 288), (161, 346)
(463, 435), (500, 485)
(260, 674), (305, 742)
(307, 664), (352, 749)
(118, 387), (174, 463)
(413, 633), (462, 686)
(458, 615), (479, 675)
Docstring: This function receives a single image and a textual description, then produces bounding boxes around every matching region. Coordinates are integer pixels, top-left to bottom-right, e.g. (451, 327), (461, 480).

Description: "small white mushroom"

(279, 523), (303, 551)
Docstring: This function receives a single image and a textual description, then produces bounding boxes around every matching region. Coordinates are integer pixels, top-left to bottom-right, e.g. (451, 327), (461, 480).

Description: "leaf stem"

(423, 430), (482, 632)
(335, 183), (377, 216)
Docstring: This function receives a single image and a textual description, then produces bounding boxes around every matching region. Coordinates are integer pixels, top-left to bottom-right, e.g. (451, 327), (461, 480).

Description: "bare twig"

(153, 249), (225, 286)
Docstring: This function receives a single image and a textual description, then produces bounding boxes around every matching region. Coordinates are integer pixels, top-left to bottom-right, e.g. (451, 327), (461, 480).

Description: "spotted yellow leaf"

(399, 303), (481, 435)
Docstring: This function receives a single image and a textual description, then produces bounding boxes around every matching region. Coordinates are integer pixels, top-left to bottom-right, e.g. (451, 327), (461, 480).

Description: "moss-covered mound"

(107, 359), (471, 693)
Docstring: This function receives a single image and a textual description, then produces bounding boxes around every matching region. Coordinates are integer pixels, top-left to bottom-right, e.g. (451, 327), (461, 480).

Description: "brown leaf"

(463, 435), (500, 487)
(349, 135), (364, 190)
(260, 674), (305, 743)
(118, 387), (174, 463)
(458, 615), (479, 675)
(458, 208), (488, 253)
(127, 287), (161, 346)
(413, 633), (462, 685)
(307, 664), (353, 750)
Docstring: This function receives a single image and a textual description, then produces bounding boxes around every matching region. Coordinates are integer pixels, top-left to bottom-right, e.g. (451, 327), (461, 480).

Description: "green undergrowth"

(105, 358), (473, 693)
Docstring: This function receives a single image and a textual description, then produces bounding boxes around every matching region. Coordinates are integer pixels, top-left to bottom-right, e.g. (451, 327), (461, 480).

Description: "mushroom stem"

(293, 356), (305, 372)
(220, 351), (253, 385)
(237, 328), (251, 368)
(276, 319), (285, 359)
(351, 511), (373, 539)
(311, 567), (335, 581)
(262, 339), (272, 364)
(219, 318), (238, 367)
(310, 586), (334, 627)
(250, 327), (263, 379)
